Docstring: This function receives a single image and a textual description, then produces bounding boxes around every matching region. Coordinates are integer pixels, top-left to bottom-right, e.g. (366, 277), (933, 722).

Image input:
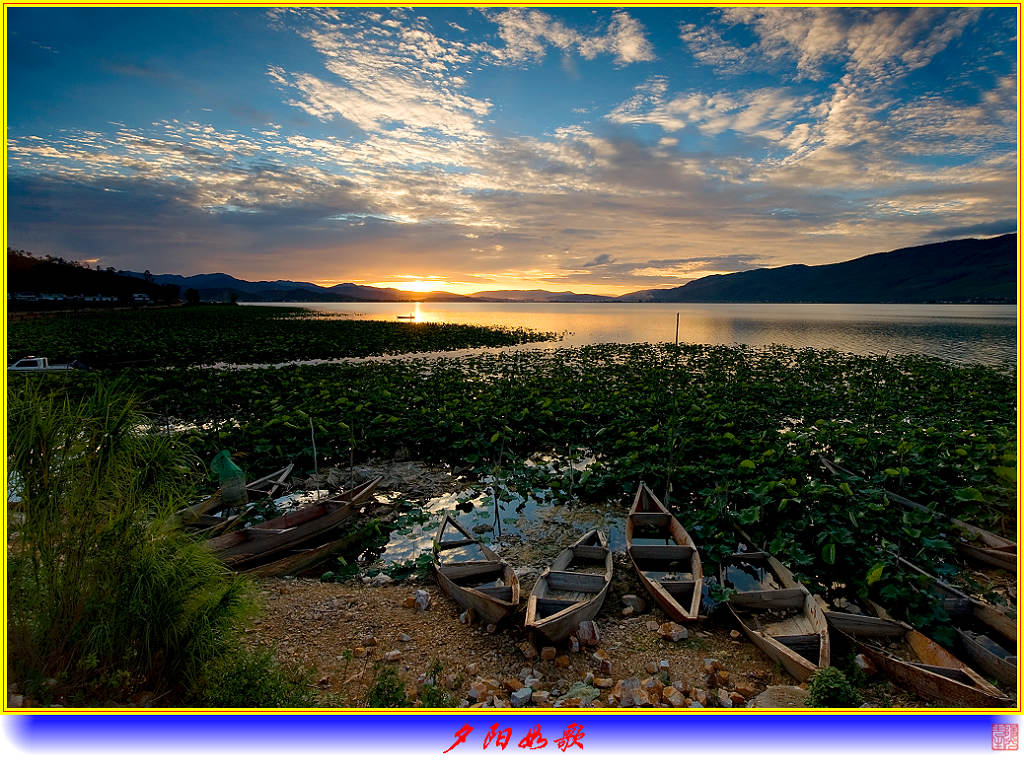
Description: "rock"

(748, 686), (809, 709)
(658, 660), (670, 672)
(688, 700), (703, 708)
(540, 646), (557, 661)
(524, 676), (541, 689)
(371, 573), (393, 586)
(645, 662), (659, 675)
(492, 697), (507, 709)
(658, 622), (688, 642)
(645, 619), (660, 632)
(702, 658), (722, 674)
(642, 677), (664, 702)
(398, 632), (412, 642)
(663, 686), (686, 707)
(353, 647), (368, 658)
(621, 606), (635, 617)
(717, 688), (732, 708)
(593, 677), (614, 689)
(568, 635), (580, 653)
(510, 687), (533, 708)
(486, 624), (497, 633)
(532, 690), (553, 707)
(564, 682), (601, 704)
(631, 688), (653, 708)
(444, 674), (458, 690)
(555, 655), (570, 668)
(459, 609), (476, 625)
(734, 681), (758, 699)
(714, 670), (731, 687)
(361, 635), (379, 647)
(384, 650), (401, 662)
(556, 697), (582, 708)
(590, 649), (612, 675)
(518, 641), (538, 659)
(729, 691), (746, 707)
(694, 689), (708, 707)
(502, 677), (525, 691)
(854, 653), (877, 677)
(729, 629), (741, 639)
(8, 695), (24, 708)
(415, 589), (431, 610)
(621, 594), (646, 613)
(402, 595), (416, 608)
(466, 663), (479, 676)
(576, 621), (601, 647)
(468, 682), (490, 701)
(583, 671), (594, 684)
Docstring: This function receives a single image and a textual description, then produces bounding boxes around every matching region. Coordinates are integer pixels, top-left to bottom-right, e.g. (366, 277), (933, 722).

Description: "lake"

(252, 302), (1018, 369)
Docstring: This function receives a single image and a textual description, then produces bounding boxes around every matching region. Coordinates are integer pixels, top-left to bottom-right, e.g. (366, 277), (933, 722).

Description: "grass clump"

(807, 666), (862, 708)
(418, 660), (458, 708)
(365, 663), (410, 708)
(7, 379), (251, 705)
(191, 647), (317, 708)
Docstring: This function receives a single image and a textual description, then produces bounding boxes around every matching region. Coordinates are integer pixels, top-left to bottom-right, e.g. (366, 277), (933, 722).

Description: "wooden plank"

(826, 611), (907, 637)
(536, 597), (577, 615)
(629, 513), (671, 526)
(725, 551), (770, 562)
(546, 571), (606, 593)
(247, 527), (293, 535)
(629, 544), (694, 562)
(439, 561), (504, 580)
(773, 633), (820, 647)
(478, 586), (514, 602)
(731, 587), (806, 609)
(659, 580), (696, 595)
(572, 545), (608, 561)
(436, 538), (478, 551)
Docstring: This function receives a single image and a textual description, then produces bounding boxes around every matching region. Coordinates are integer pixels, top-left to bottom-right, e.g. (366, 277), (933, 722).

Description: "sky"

(4, 5), (1019, 296)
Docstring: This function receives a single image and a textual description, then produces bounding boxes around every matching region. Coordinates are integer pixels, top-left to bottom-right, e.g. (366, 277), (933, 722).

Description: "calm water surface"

(258, 302), (1017, 368)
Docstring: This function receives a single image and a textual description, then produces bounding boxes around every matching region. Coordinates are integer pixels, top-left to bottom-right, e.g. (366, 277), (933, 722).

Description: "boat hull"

(525, 530), (612, 641)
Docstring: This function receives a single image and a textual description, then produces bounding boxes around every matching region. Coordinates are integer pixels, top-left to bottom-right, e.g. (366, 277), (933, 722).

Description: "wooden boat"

(719, 527), (829, 682)
(525, 530), (612, 641)
(825, 600), (1012, 708)
(433, 513), (519, 625)
(626, 482), (702, 622)
(177, 464), (295, 527)
(821, 457), (1017, 571)
(896, 555), (1017, 688)
(242, 531), (355, 578)
(206, 476), (380, 569)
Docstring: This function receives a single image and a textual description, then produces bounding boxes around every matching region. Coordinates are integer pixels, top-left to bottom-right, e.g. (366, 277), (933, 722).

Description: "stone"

(715, 670), (731, 687)
(631, 688), (653, 708)
(532, 690), (553, 707)
(486, 624), (497, 633)
(459, 609), (476, 625)
(576, 621), (601, 647)
(583, 671), (595, 685)
(524, 676), (541, 689)
(502, 677), (525, 692)
(468, 682), (490, 701)
(621, 606), (635, 617)
(398, 632), (412, 642)
(748, 686), (809, 709)
(688, 700), (703, 708)
(642, 677), (664, 703)
(372, 573), (393, 586)
(658, 622), (688, 642)
(621, 594), (646, 613)
(9, 695), (24, 708)
(591, 649), (612, 675)
(509, 688), (532, 708)
(734, 681), (758, 699)
(717, 688), (732, 708)
(564, 682), (601, 704)
(645, 619), (660, 632)
(361, 635), (379, 647)
(414, 589), (431, 611)
(540, 646), (557, 661)
(702, 658), (722, 674)
(492, 697), (507, 709)
(384, 650), (401, 662)
(555, 655), (570, 668)
(568, 635), (580, 653)
(663, 686), (686, 708)
(466, 663), (479, 676)
(353, 647), (368, 658)
(658, 660), (670, 672)
(557, 697), (582, 708)
(645, 662), (659, 675)
(519, 641), (538, 659)
(593, 677), (614, 689)
(694, 689), (708, 707)
(729, 691), (746, 707)
(729, 629), (741, 639)
(854, 653), (877, 677)
(444, 674), (458, 690)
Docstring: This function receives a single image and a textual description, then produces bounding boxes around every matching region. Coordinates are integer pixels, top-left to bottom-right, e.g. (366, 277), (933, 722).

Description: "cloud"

(486, 8), (654, 66)
(928, 219), (1017, 239)
(583, 253), (613, 267)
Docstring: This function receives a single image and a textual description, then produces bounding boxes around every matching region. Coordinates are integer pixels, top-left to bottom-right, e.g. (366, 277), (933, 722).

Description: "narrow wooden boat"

(825, 600), (1012, 708)
(626, 482), (702, 622)
(719, 527), (829, 682)
(525, 530), (612, 641)
(242, 532), (354, 578)
(896, 555), (1017, 688)
(178, 464), (295, 527)
(821, 457), (1017, 571)
(206, 476), (380, 569)
(433, 513), (519, 625)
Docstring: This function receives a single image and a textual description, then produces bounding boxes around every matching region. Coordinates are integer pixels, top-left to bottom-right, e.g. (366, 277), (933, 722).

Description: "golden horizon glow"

(307, 276), (707, 297)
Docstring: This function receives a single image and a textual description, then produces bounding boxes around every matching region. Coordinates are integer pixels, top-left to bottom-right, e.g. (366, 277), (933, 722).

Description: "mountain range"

(123, 233), (1016, 304)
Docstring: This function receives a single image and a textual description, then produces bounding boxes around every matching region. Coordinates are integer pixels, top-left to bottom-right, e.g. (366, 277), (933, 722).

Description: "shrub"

(418, 660), (458, 708)
(192, 647), (317, 708)
(807, 666), (862, 708)
(365, 664), (410, 708)
(7, 379), (249, 704)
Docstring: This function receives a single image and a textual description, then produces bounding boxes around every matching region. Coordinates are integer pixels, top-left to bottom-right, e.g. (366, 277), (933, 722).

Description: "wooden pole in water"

(675, 312), (679, 345)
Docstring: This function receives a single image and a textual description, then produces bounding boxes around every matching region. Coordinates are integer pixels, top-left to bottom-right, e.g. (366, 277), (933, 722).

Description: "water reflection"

(249, 301), (1017, 368)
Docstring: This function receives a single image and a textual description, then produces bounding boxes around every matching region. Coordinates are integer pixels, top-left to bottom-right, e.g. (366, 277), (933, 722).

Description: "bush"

(364, 664), (410, 708)
(418, 660), (458, 708)
(807, 666), (862, 708)
(191, 647), (317, 708)
(7, 380), (249, 704)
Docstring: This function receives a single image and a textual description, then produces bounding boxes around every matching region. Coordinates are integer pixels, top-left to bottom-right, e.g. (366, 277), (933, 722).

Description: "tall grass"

(7, 379), (250, 704)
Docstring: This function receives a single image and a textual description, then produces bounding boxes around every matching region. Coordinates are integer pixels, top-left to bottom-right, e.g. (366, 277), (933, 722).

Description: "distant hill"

(470, 289), (612, 302)
(8, 249), (179, 304)
(617, 234), (1016, 303)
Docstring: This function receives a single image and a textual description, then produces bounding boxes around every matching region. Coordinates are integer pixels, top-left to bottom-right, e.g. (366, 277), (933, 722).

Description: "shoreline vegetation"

(6, 306), (1017, 708)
